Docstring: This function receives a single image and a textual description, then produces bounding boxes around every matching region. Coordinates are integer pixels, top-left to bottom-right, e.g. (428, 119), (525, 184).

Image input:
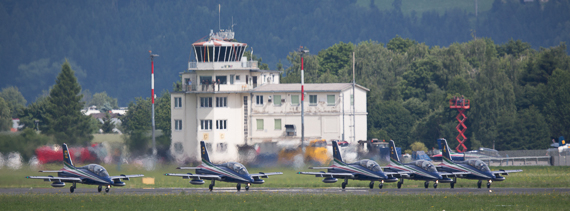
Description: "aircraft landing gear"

(424, 181), (429, 189)
(341, 178), (348, 190)
(209, 180), (215, 191)
(105, 185), (110, 193)
(245, 183), (250, 191)
(487, 180), (492, 189)
(477, 180), (482, 189)
(433, 182), (438, 189)
(237, 183), (241, 191)
(98, 185), (102, 193)
(378, 180), (384, 189)
(450, 177), (456, 189)
(70, 182), (76, 193)
(397, 179), (404, 189)
(369, 181), (374, 189)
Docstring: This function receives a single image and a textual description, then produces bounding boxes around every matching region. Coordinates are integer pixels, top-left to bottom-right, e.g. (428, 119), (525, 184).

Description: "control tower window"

(216, 76), (227, 84)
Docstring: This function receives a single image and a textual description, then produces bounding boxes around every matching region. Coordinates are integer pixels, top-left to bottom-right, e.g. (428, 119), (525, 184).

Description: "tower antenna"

(218, 4), (221, 31)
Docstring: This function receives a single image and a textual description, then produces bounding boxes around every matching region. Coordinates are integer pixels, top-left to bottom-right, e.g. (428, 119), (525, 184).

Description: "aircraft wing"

(297, 172), (355, 178)
(164, 173), (221, 180)
(250, 172), (283, 178)
(383, 171), (413, 175)
(109, 174), (144, 180)
(438, 172), (471, 176)
(26, 176), (82, 182)
(308, 167), (334, 169)
(492, 169), (523, 175)
(176, 167), (203, 170)
(39, 170), (63, 173)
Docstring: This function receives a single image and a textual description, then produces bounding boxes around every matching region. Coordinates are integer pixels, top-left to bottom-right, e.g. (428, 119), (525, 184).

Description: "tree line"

(281, 37), (570, 151)
(0, 0), (569, 106)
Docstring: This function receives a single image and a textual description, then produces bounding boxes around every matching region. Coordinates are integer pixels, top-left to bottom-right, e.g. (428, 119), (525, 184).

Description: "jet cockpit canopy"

(226, 162), (249, 175)
(357, 159), (382, 172)
(468, 159), (490, 172)
(414, 160), (437, 172)
(79, 164), (110, 177)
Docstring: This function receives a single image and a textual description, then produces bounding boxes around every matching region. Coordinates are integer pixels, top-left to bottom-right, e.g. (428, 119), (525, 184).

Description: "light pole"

(298, 47), (309, 151)
(149, 51), (159, 157)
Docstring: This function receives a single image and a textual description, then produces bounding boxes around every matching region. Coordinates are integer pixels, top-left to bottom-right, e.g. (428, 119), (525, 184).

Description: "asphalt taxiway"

(1, 187), (569, 195)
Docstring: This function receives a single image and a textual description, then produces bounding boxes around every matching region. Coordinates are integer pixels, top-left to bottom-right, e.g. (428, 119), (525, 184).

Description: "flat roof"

(251, 83), (369, 93)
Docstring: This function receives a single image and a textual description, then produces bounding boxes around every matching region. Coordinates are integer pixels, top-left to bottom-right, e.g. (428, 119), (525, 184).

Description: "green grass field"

(1, 192), (568, 210)
(2, 164), (570, 189)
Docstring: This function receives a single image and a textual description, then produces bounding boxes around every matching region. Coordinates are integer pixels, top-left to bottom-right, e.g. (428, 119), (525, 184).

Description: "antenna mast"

(218, 4), (221, 31)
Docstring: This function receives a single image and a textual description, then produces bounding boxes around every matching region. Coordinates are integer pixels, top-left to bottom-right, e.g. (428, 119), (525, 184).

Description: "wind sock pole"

(150, 51), (159, 157)
(299, 47), (309, 152)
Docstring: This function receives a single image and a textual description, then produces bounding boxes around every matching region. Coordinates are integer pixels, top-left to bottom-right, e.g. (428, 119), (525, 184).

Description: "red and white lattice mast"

(449, 98), (470, 153)
(149, 51), (159, 156)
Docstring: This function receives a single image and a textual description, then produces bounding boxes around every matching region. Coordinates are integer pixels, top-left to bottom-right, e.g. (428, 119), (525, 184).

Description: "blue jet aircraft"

(437, 138), (522, 188)
(26, 143), (144, 193)
(165, 141), (283, 191)
(384, 140), (458, 189)
(298, 140), (403, 189)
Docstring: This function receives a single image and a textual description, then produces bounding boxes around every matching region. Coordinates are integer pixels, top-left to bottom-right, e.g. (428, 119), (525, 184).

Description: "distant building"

(170, 30), (368, 163)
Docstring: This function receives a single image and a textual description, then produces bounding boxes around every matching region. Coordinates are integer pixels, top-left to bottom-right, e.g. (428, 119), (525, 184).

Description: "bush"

(0, 128), (52, 161)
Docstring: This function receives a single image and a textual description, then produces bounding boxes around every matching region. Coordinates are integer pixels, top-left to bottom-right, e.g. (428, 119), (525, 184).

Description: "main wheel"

(477, 180), (482, 189)
(450, 182), (455, 189)
(369, 181), (374, 189)
(105, 188), (110, 193)
(209, 184), (214, 191)
(378, 183), (383, 189)
(433, 183), (438, 189)
(98, 185), (102, 193)
(236, 183), (241, 191)
(397, 182), (402, 189)
(70, 186), (75, 193)
(341, 182), (347, 190)
(487, 182), (491, 189)
(424, 181), (429, 189)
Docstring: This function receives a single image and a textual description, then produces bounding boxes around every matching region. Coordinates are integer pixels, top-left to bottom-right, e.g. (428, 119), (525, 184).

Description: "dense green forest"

(281, 38), (570, 150)
(1, 0), (569, 105)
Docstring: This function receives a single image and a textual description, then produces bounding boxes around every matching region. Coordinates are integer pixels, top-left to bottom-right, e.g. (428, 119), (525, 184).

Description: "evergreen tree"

(42, 61), (93, 145)
(0, 86), (27, 118)
(0, 97), (11, 131)
(100, 113), (114, 133)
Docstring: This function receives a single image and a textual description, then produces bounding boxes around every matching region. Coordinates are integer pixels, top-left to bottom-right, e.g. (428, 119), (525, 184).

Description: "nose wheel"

(209, 180), (216, 191)
(245, 183), (250, 191)
(433, 182), (438, 189)
(487, 180), (492, 188)
(70, 182), (76, 193)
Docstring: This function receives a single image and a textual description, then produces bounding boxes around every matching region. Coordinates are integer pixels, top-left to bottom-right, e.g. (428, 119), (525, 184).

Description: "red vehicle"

(36, 144), (100, 164)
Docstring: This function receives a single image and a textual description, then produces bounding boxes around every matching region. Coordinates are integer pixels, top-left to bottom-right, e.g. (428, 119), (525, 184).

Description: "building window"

(230, 75), (235, 84)
(200, 120), (212, 130)
(200, 97), (212, 107)
(216, 97), (227, 107)
(236, 75), (240, 80)
(175, 120), (182, 131)
(273, 95), (281, 106)
(256, 95), (264, 105)
(327, 95), (335, 106)
(309, 95), (317, 106)
(216, 76), (227, 84)
(274, 119), (281, 130)
(291, 95), (299, 106)
(216, 120), (227, 130)
(174, 97), (182, 108)
(257, 119), (264, 130)
(351, 94), (354, 106)
(217, 143), (227, 152)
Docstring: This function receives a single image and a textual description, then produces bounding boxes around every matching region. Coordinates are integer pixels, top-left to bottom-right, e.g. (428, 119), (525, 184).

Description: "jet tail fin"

(560, 136), (566, 146)
(440, 138), (453, 162)
(331, 141), (344, 164)
(62, 143), (74, 168)
(200, 141), (212, 164)
(389, 140), (401, 165)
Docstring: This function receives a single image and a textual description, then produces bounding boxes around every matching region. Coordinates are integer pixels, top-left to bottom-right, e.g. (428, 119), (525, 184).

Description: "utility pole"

(352, 52), (356, 143)
(299, 46), (309, 151)
(149, 51), (159, 157)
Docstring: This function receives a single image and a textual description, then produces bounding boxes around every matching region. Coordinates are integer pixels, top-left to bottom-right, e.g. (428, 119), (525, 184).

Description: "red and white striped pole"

(299, 47), (308, 151)
(149, 51), (159, 157)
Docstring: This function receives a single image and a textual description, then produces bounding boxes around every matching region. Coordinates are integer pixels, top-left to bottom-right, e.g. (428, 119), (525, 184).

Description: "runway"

(2, 187), (569, 195)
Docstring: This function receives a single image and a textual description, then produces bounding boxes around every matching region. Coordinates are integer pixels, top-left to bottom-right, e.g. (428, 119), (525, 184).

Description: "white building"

(170, 30), (368, 163)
